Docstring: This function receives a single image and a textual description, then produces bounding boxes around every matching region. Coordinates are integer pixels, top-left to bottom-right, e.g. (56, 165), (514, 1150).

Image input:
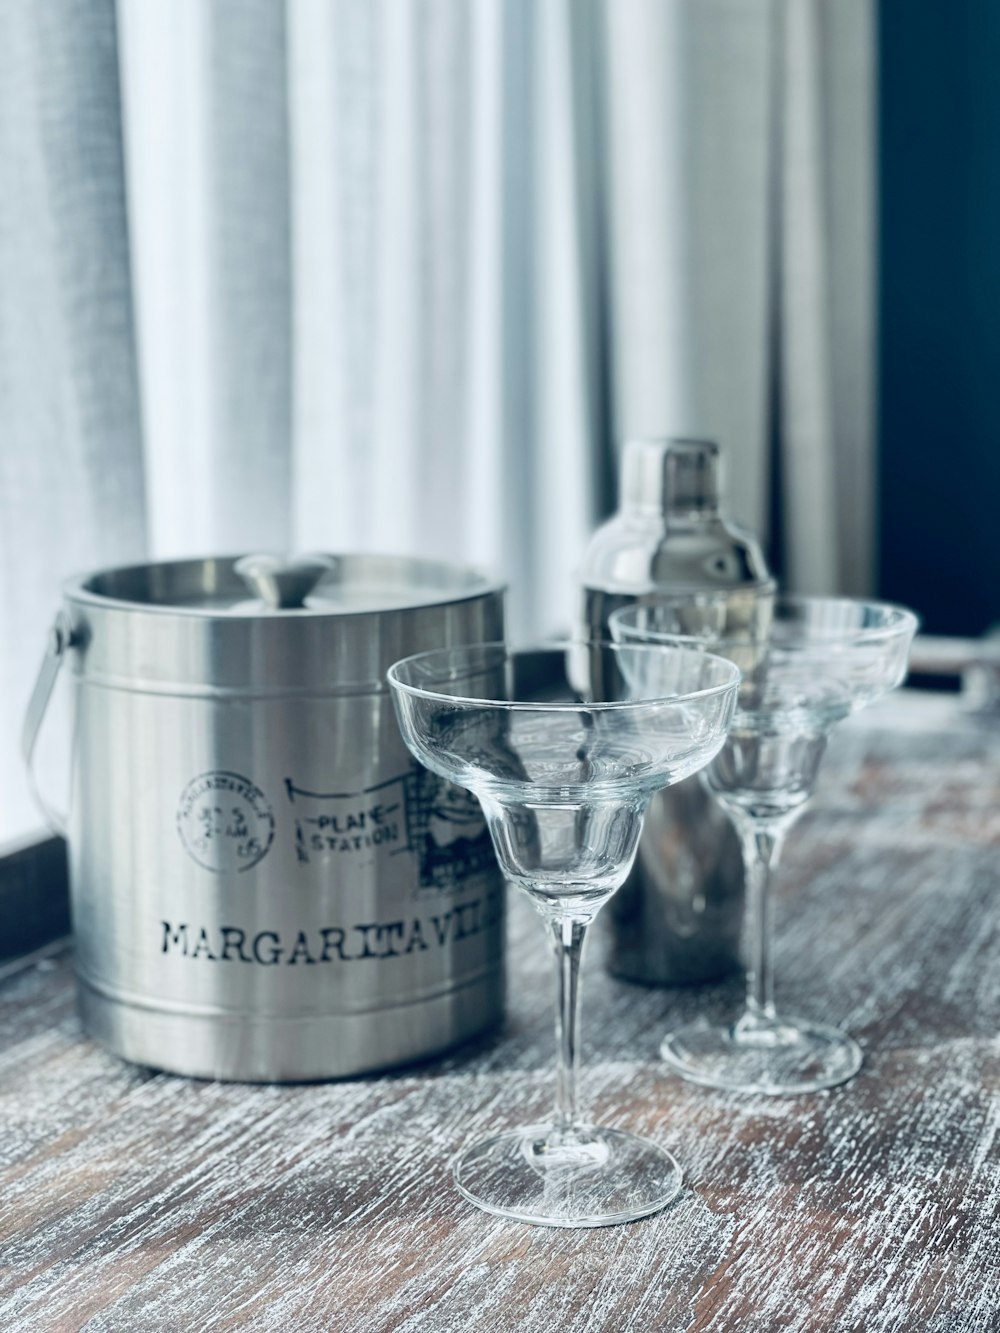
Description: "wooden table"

(1, 691), (998, 1332)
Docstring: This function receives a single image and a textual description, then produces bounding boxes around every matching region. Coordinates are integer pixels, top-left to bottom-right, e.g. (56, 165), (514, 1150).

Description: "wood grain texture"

(1, 692), (998, 1332)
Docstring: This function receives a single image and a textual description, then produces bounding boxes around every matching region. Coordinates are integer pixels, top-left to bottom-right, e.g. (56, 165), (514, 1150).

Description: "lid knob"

(621, 438), (722, 514)
(234, 553), (336, 610)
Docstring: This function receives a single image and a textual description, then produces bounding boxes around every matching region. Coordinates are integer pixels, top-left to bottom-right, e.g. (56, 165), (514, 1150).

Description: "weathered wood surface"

(1, 691), (999, 1332)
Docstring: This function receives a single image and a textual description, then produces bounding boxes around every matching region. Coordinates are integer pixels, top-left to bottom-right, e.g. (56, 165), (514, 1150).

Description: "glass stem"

(548, 915), (587, 1134)
(738, 821), (786, 1028)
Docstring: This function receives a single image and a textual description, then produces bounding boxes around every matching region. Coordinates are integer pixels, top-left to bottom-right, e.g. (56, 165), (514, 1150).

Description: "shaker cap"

(621, 438), (722, 514)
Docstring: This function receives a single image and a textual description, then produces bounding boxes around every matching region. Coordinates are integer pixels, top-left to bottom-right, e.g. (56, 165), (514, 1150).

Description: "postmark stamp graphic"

(177, 771), (275, 874)
(285, 766), (495, 892)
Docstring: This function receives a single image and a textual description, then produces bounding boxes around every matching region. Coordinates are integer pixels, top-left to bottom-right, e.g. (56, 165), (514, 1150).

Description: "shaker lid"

(621, 438), (721, 514)
(579, 436), (770, 594)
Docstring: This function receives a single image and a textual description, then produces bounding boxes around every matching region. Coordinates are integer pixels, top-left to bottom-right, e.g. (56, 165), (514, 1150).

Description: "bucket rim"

(62, 551), (506, 621)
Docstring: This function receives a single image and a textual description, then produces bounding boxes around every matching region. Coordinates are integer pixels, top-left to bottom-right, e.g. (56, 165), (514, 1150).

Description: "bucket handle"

(22, 612), (77, 838)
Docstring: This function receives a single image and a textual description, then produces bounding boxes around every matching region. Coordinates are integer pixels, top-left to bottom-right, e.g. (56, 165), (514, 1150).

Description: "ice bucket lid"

(74, 552), (496, 615)
(63, 554), (505, 695)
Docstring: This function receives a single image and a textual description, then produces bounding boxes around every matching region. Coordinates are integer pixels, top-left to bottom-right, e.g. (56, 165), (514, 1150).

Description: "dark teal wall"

(879, 1), (1000, 635)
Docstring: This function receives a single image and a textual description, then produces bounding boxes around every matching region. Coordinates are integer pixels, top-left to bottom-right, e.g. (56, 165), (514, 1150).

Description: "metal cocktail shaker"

(579, 438), (771, 984)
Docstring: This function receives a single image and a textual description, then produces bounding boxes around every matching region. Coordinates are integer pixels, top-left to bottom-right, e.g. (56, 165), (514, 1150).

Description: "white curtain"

(605, 0), (875, 592)
(0, 0), (875, 843)
(116, 0), (601, 631)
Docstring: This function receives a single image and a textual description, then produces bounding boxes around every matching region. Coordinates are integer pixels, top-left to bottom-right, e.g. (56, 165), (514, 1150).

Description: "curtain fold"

(0, 0), (145, 841)
(0, 0), (874, 842)
(605, 0), (773, 539)
(284, 0), (601, 638)
(118, 0), (293, 555)
(603, 0), (875, 595)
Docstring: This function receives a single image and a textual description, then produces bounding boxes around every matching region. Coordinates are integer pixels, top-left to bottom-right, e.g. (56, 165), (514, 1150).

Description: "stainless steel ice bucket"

(24, 553), (506, 1081)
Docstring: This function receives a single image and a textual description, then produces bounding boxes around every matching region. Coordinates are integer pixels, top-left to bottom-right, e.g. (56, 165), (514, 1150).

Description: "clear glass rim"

(386, 639), (741, 713)
(611, 594), (919, 650)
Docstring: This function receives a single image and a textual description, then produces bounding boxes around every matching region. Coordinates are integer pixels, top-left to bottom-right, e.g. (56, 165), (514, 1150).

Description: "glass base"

(661, 1015), (863, 1095)
(452, 1124), (683, 1228)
